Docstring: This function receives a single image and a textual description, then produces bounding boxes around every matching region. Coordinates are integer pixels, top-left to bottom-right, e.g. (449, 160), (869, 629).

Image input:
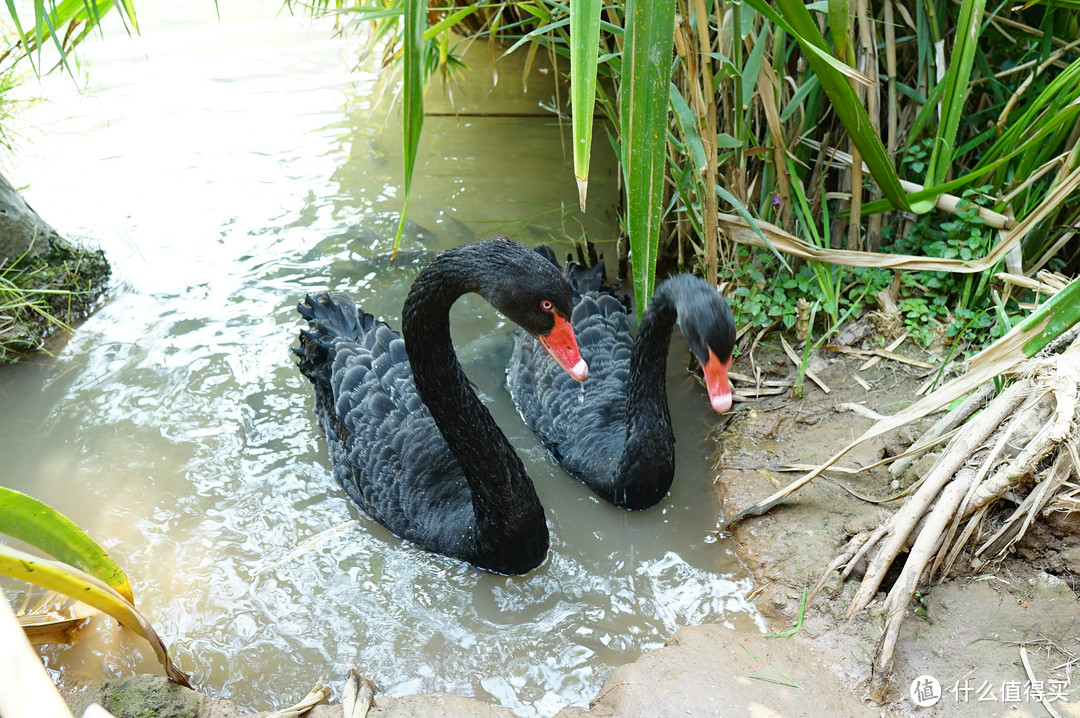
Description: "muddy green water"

(0, 2), (762, 715)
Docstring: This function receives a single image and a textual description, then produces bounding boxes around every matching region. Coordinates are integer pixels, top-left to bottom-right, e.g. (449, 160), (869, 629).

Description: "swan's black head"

(480, 238), (588, 381)
(666, 275), (736, 413)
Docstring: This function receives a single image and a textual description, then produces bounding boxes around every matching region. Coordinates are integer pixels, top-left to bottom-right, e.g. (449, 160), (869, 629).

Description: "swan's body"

(507, 250), (734, 509)
(295, 239), (587, 574)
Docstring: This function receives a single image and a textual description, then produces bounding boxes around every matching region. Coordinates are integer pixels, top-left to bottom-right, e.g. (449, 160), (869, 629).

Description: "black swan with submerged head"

(295, 238), (588, 575)
(507, 247), (735, 510)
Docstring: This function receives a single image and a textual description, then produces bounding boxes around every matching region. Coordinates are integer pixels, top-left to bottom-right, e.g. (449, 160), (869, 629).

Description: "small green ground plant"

(724, 185), (1029, 356)
(0, 242), (109, 360)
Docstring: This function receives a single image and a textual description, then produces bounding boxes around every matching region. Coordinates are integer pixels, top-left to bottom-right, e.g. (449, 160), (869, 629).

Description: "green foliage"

(900, 139), (935, 178)
(728, 252), (818, 331)
(0, 238), (110, 360)
(0, 253), (73, 359)
(726, 185), (1030, 352)
(1, 0), (139, 76)
(882, 187), (1014, 346)
(0, 487), (191, 687)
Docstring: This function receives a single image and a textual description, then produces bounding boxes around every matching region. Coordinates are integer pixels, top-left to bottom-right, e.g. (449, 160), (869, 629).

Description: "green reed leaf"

(393, 0), (426, 259)
(571, 0), (602, 211)
(621, 0), (676, 316)
(916, 0), (986, 213)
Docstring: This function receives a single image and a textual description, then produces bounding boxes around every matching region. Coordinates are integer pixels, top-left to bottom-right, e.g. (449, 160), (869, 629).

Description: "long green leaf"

(741, 23), (770, 111)
(1018, 274), (1080, 357)
(916, 0), (986, 212)
(392, 0), (426, 259)
(860, 100), (1080, 216)
(570, 0), (602, 211)
(0, 487), (133, 602)
(744, 0), (911, 212)
(423, 4), (478, 42)
(621, 0), (676, 316)
(3, 0), (37, 74)
(669, 83), (707, 175)
(0, 544), (190, 688)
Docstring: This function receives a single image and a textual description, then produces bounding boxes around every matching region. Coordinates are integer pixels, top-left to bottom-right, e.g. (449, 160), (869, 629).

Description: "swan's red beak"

(703, 348), (733, 413)
(538, 314), (588, 381)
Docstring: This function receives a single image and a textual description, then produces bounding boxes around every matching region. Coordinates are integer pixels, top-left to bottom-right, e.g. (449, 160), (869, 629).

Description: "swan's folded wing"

(325, 323), (472, 547)
(508, 293), (630, 473)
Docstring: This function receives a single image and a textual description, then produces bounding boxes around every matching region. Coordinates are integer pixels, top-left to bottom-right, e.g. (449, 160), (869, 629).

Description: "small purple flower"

(772, 194), (782, 208)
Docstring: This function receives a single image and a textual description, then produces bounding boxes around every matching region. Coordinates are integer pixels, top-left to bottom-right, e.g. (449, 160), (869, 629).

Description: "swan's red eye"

(541, 300), (553, 312)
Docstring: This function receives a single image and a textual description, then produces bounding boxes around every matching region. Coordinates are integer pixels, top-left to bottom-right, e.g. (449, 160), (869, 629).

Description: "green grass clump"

(0, 242), (110, 361)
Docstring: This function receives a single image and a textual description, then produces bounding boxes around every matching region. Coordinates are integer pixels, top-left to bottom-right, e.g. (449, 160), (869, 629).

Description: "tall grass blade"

(0, 487), (133, 602)
(571, 0), (602, 211)
(744, 0), (911, 212)
(3, 0), (37, 74)
(392, 0), (425, 259)
(669, 83), (707, 175)
(621, 0), (676, 315)
(915, 0), (986, 213)
(423, 5), (479, 41)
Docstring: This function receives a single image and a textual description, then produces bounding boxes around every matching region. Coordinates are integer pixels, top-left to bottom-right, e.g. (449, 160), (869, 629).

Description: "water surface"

(0, 3), (762, 714)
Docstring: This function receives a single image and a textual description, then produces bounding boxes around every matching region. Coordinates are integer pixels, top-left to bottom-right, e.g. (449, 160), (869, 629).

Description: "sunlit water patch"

(0, 2), (763, 715)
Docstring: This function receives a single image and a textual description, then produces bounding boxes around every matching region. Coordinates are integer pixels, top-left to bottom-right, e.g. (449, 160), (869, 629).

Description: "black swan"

(294, 238), (588, 575)
(507, 248), (735, 510)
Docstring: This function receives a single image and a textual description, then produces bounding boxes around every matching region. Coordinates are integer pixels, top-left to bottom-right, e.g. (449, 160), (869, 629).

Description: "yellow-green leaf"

(0, 487), (133, 602)
(0, 543), (190, 688)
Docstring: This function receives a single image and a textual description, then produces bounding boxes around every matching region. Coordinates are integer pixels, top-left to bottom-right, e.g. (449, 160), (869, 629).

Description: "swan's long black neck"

(607, 282), (682, 509)
(401, 245), (547, 571)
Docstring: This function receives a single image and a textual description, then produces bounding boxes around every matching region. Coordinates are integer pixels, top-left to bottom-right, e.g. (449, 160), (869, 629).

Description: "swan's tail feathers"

(295, 292), (375, 384)
(533, 242), (630, 311)
(565, 259), (632, 315)
(571, 238), (601, 269)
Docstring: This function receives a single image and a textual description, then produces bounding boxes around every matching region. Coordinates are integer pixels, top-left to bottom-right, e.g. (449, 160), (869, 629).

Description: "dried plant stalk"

(889, 383), (996, 478)
(820, 335), (1080, 700)
(870, 479), (968, 701)
(842, 380), (1030, 618)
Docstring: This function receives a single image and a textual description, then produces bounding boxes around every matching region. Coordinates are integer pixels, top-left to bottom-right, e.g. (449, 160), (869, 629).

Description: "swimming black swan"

(295, 238), (589, 575)
(507, 248), (735, 510)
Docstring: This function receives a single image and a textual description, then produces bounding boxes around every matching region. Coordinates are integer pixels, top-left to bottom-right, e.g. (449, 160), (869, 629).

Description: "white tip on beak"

(711, 394), (732, 413)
